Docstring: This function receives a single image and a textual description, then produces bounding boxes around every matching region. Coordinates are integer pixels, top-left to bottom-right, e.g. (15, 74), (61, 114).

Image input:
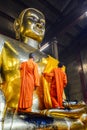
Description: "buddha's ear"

(13, 19), (20, 40)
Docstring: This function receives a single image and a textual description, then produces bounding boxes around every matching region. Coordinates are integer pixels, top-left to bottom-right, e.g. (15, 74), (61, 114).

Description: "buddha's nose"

(36, 23), (43, 28)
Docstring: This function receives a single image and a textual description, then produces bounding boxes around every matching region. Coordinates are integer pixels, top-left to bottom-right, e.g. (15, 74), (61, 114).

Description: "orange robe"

(18, 59), (40, 110)
(42, 56), (58, 109)
(43, 68), (67, 108)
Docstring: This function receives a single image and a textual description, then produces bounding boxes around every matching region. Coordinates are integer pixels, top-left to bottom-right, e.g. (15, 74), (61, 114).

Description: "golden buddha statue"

(0, 8), (58, 112)
(0, 8), (87, 130)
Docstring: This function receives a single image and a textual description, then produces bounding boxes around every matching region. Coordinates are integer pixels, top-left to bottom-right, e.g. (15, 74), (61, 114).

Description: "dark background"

(0, 0), (87, 60)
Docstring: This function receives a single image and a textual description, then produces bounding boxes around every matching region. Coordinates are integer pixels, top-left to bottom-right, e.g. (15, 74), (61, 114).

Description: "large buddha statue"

(0, 8), (58, 112)
(0, 8), (87, 130)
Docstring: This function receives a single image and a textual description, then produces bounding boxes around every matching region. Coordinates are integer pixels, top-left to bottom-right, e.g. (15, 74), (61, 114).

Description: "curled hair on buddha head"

(29, 53), (34, 59)
(58, 62), (64, 68)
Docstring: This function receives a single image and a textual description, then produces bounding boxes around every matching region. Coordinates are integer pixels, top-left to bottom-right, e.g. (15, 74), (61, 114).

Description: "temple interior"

(0, 0), (87, 130)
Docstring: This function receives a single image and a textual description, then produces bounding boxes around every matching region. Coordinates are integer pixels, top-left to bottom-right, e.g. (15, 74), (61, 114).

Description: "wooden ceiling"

(0, 0), (87, 59)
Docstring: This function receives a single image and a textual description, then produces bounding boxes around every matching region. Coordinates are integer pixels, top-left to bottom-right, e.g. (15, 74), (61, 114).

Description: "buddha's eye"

(33, 17), (38, 22)
(28, 16), (38, 22)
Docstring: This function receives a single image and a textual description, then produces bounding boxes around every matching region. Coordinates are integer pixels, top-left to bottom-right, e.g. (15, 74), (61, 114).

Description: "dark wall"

(64, 44), (87, 103)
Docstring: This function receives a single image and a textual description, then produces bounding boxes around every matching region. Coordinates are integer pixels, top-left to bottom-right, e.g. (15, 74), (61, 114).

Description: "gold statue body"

(0, 8), (44, 109)
(0, 8), (58, 111)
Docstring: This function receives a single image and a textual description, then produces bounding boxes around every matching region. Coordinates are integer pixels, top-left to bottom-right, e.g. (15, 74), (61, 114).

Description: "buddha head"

(14, 8), (45, 45)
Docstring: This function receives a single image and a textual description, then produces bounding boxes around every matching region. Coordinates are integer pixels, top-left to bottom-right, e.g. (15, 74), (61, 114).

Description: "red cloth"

(18, 59), (40, 109)
(43, 68), (67, 108)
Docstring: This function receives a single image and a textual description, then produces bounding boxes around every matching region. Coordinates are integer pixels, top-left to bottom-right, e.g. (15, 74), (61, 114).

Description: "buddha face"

(14, 8), (45, 43)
